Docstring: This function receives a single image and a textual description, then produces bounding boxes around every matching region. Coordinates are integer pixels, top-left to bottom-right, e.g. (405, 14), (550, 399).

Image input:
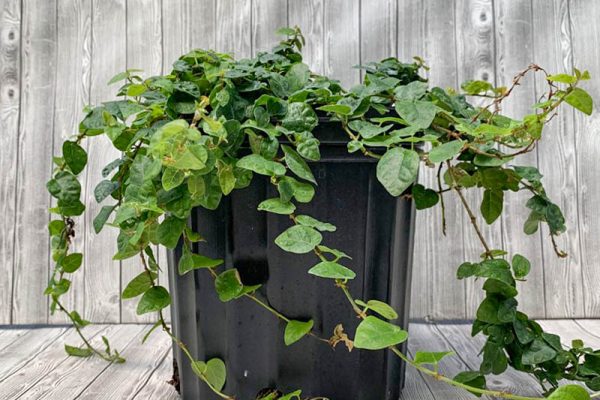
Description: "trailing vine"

(46, 27), (599, 400)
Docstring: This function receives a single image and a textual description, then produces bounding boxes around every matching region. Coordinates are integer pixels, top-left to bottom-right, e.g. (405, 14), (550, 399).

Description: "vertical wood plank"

(84, 0), (126, 323)
(360, 0), (397, 75)
(323, 0), (360, 87)
(532, 0), (584, 318)
(0, 0), (21, 324)
(48, 0), (92, 324)
(12, 0), (57, 324)
(251, 0), (288, 55)
(494, 0), (547, 318)
(122, 0), (163, 323)
(566, 0), (600, 318)
(455, 0), (503, 319)
(402, 0), (466, 320)
(215, 0), (252, 59)
(288, 0), (324, 75)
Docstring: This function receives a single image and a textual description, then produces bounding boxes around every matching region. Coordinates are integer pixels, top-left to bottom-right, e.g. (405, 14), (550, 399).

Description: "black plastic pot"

(168, 122), (416, 400)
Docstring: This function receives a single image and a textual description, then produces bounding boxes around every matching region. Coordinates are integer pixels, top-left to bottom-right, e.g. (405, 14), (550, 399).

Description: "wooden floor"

(0, 320), (598, 399)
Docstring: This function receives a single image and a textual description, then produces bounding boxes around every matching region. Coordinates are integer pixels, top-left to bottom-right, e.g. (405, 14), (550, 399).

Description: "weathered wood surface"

(3, 321), (593, 399)
(0, 0), (599, 323)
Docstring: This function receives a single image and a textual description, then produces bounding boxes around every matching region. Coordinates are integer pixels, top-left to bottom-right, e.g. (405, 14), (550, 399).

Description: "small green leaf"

(179, 250), (224, 275)
(214, 269), (244, 302)
(191, 360), (207, 377)
(275, 225), (322, 254)
(317, 104), (352, 115)
(522, 338), (557, 365)
(236, 154), (286, 177)
(257, 198), (296, 215)
(411, 184), (439, 210)
(282, 102), (318, 132)
(394, 100), (439, 129)
(376, 147), (420, 196)
(122, 271), (157, 299)
(94, 180), (119, 203)
(413, 351), (455, 365)
(547, 73), (577, 84)
(454, 371), (486, 397)
(60, 253), (83, 273)
(348, 120), (392, 139)
(284, 320), (314, 346)
(428, 140), (464, 163)
(480, 189), (503, 224)
(204, 358), (227, 392)
(93, 204), (116, 233)
(364, 300), (398, 320)
(62, 141), (87, 175)
(354, 316), (408, 350)
(162, 167), (185, 191)
(512, 254), (531, 279)
(64, 344), (93, 358)
(217, 163), (236, 195)
(136, 286), (171, 315)
(548, 385), (591, 400)
(157, 216), (186, 249)
(564, 87), (593, 115)
(308, 261), (356, 280)
(282, 145), (316, 184)
(295, 215), (336, 232)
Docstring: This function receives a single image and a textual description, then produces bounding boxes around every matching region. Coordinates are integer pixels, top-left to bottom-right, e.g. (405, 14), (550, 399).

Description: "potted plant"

(47, 27), (598, 400)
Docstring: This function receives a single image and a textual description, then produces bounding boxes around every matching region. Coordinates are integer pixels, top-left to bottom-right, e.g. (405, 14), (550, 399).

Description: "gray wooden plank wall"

(0, 0), (598, 324)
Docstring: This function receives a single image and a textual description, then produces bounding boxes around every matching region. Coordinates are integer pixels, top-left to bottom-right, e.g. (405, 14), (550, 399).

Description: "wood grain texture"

(18, 324), (144, 400)
(569, 0), (600, 318)
(323, 0), (360, 87)
(532, 0), (585, 318)
(84, 0), (126, 323)
(215, 0), (252, 58)
(0, 0), (21, 324)
(48, 0), (92, 325)
(360, 0), (397, 79)
(494, 0), (547, 319)
(122, 0), (163, 324)
(288, 0), (324, 74)
(12, 0), (57, 324)
(132, 350), (180, 400)
(252, 0), (288, 55)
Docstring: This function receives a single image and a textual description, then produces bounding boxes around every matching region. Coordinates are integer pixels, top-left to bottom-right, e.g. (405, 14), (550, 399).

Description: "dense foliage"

(47, 27), (598, 399)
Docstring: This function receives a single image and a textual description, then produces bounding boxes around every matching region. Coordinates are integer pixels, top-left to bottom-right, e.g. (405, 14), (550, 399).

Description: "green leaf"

(282, 145), (316, 184)
(279, 390), (303, 400)
(127, 83), (146, 96)
(480, 189), (503, 224)
(191, 360), (207, 377)
(275, 225), (322, 254)
(179, 250), (224, 275)
(564, 87), (593, 115)
(295, 215), (336, 232)
(60, 253), (83, 273)
(461, 80), (493, 95)
(47, 171), (81, 203)
(284, 320), (314, 346)
(215, 269), (244, 302)
(363, 300), (398, 320)
(481, 341), (508, 374)
(522, 338), (558, 365)
(548, 385), (591, 400)
(94, 180), (119, 203)
(162, 167), (185, 191)
(317, 104), (352, 115)
(348, 120), (392, 139)
(308, 261), (356, 280)
(136, 286), (171, 315)
(512, 254), (531, 279)
(236, 154), (286, 177)
(547, 74), (577, 84)
(64, 344), (93, 358)
(278, 176), (314, 203)
(257, 198), (296, 215)
(93, 204), (116, 234)
(454, 371), (486, 397)
(204, 358), (227, 392)
(413, 351), (455, 366)
(282, 102), (318, 132)
(394, 81), (429, 100)
(376, 147), (420, 196)
(394, 100), (439, 129)
(411, 184), (439, 210)
(62, 141), (87, 175)
(428, 140), (464, 163)
(157, 216), (186, 249)
(123, 271), (157, 299)
(473, 153), (513, 167)
(354, 316), (408, 350)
